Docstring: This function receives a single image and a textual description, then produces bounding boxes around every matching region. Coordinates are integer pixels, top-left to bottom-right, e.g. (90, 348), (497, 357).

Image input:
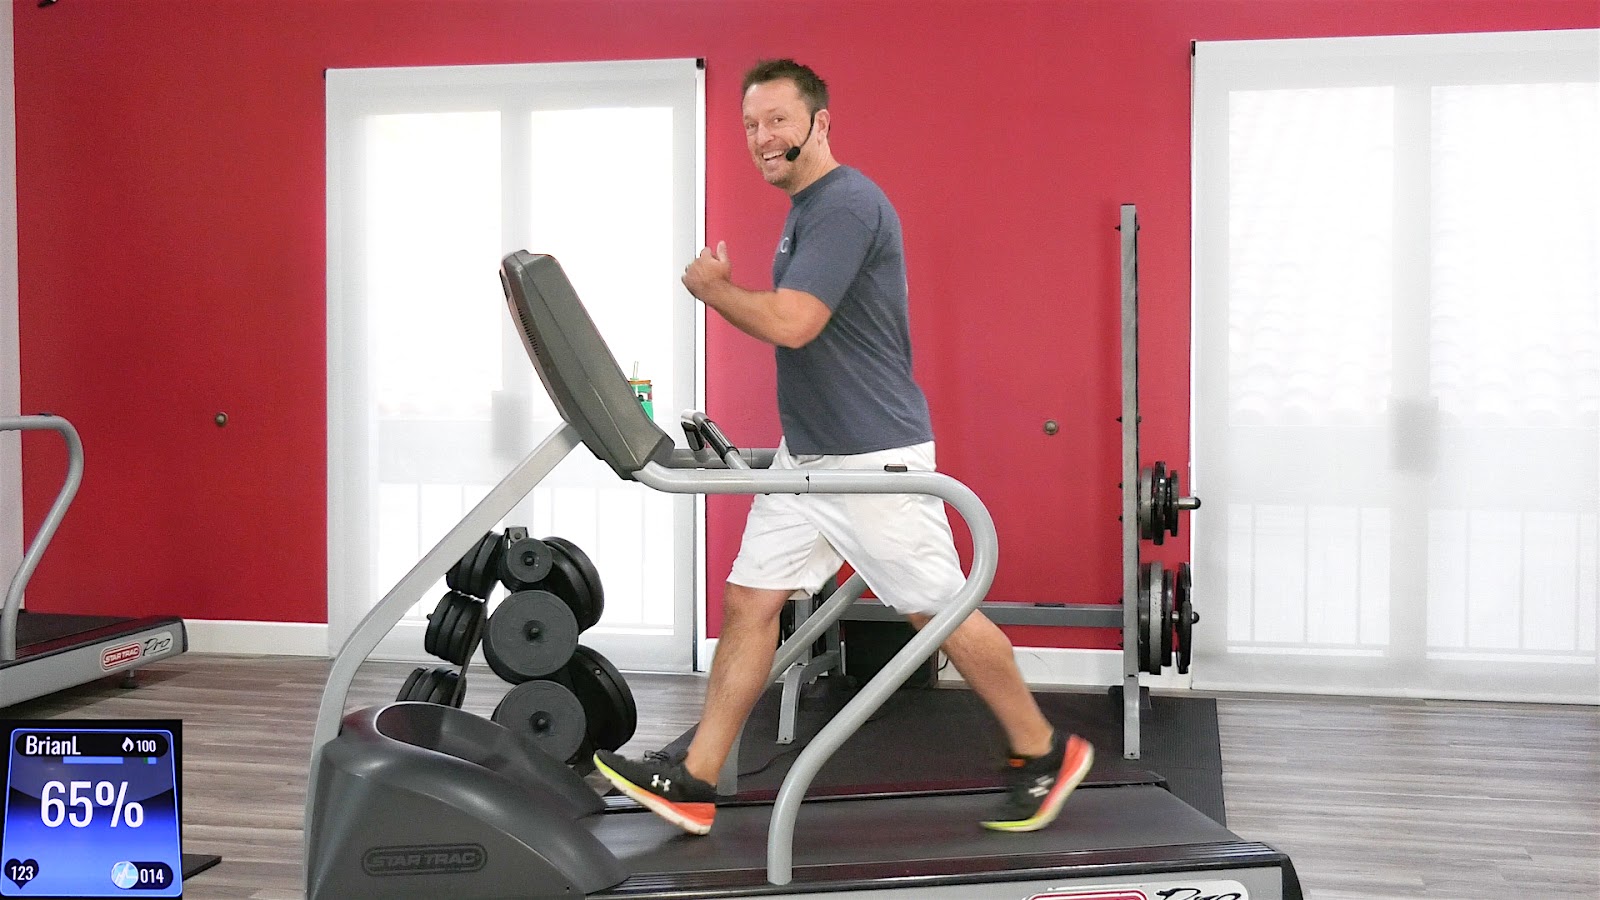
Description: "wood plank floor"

(4, 654), (1596, 899)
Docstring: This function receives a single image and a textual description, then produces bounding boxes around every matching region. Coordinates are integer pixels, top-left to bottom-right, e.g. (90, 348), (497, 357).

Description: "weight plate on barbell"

(1136, 564), (1151, 674)
(482, 590), (579, 683)
(1137, 466), (1156, 541)
(563, 644), (637, 752)
(540, 536), (604, 631)
(1165, 469), (1182, 540)
(1176, 562), (1196, 675)
(1145, 562), (1165, 674)
(1161, 563), (1177, 667)
(1151, 462), (1170, 546)
(492, 679), (589, 765)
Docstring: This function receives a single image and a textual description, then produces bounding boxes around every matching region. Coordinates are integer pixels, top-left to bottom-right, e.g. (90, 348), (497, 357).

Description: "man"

(595, 58), (1092, 836)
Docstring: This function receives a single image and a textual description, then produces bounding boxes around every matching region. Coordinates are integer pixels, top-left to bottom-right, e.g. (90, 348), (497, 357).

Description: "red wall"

(11, 1), (1595, 641)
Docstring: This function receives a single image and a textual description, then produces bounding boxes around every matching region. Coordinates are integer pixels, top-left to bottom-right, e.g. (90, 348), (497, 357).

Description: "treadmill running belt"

(669, 684), (1229, 824)
(15, 611), (132, 644)
(596, 784), (1234, 876)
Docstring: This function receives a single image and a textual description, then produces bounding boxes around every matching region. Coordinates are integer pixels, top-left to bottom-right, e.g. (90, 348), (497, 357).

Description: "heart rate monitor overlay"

(0, 721), (183, 898)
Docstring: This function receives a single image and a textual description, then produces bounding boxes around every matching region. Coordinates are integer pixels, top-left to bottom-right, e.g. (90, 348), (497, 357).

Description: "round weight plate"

(423, 593), (447, 657)
(492, 680), (588, 764)
(1136, 564), (1152, 674)
(426, 592), (463, 660)
(421, 667), (450, 706)
(428, 667), (466, 708)
(483, 590), (579, 682)
(1145, 562), (1165, 675)
(446, 537), (480, 593)
(450, 534), (483, 596)
(397, 666), (428, 703)
(463, 532), (502, 600)
(1166, 470), (1182, 539)
(540, 537), (605, 631)
(564, 644), (637, 752)
(446, 597), (487, 666)
(1137, 467), (1156, 541)
(484, 532), (507, 594)
(1150, 462), (1169, 546)
(1160, 565), (1177, 666)
(499, 537), (555, 591)
(1176, 563), (1196, 675)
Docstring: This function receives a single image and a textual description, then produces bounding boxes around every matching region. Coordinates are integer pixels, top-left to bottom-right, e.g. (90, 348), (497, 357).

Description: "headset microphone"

(784, 114), (817, 162)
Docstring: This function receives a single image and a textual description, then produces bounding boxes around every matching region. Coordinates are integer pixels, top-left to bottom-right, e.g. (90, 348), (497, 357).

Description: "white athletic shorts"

(727, 440), (966, 615)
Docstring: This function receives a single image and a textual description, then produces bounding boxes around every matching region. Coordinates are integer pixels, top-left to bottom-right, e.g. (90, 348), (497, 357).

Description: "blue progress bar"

(62, 756), (122, 764)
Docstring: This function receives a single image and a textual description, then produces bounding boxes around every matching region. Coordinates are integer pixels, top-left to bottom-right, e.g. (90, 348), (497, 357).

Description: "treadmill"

(1, 415), (188, 707)
(304, 252), (1302, 899)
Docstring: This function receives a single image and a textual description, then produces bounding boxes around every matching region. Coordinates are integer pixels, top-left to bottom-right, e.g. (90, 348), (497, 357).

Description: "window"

(1192, 31), (1598, 701)
(327, 60), (704, 671)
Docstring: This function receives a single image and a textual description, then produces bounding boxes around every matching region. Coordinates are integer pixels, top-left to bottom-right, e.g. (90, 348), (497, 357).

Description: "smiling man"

(595, 58), (1093, 838)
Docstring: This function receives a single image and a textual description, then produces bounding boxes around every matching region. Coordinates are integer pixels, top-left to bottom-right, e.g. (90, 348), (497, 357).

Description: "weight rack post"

(1119, 203), (1143, 760)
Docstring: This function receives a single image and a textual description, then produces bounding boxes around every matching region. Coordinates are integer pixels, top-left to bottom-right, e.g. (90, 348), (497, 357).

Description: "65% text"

(40, 781), (144, 828)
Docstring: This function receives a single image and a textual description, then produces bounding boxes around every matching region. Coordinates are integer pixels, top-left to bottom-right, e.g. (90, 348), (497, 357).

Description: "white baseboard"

(1004, 646), (1193, 691)
(696, 636), (1187, 691)
(182, 619), (331, 657)
(187, 622), (1190, 693)
(183, 619), (443, 663)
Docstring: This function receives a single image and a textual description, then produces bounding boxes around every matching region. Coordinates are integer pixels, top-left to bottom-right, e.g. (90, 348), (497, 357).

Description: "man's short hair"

(742, 59), (829, 116)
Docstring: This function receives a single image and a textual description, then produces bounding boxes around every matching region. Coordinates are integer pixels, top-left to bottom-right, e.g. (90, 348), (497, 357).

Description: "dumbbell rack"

(396, 527), (637, 772)
(1119, 203), (1201, 759)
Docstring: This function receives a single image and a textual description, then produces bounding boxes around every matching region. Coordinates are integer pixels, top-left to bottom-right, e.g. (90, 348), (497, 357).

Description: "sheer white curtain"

(1192, 30), (1599, 703)
(326, 60), (704, 672)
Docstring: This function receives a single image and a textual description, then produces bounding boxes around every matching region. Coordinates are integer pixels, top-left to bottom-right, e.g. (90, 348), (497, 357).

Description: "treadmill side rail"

(2, 415), (85, 660)
(0, 616), (187, 707)
(599, 850), (1300, 899)
(1, 415), (190, 704)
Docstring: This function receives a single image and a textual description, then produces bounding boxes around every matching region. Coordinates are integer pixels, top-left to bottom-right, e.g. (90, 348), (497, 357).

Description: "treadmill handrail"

(1, 416), (84, 661)
(631, 459), (998, 886)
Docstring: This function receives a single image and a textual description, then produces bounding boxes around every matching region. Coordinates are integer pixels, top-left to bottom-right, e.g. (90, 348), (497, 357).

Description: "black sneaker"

(980, 731), (1094, 832)
(593, 749), (718, 835)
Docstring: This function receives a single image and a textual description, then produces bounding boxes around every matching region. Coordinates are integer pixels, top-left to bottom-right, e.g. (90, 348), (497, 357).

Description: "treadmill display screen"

(0, 721), (183, 898)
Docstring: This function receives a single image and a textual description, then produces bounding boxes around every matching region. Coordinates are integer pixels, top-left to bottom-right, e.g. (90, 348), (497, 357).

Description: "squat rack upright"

(1119, 203), (1202, 758)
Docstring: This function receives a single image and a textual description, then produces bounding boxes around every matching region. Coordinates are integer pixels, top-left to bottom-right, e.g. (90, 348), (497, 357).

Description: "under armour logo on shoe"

(652, 775), (672, 792)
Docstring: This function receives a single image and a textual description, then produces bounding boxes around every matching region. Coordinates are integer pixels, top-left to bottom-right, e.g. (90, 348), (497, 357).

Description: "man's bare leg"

(908, 610), (1054, 757)
(682, 582), (794, 784)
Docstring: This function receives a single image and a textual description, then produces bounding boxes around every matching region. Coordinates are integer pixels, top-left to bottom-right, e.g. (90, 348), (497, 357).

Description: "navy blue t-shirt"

(771, 166), (933, 455)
